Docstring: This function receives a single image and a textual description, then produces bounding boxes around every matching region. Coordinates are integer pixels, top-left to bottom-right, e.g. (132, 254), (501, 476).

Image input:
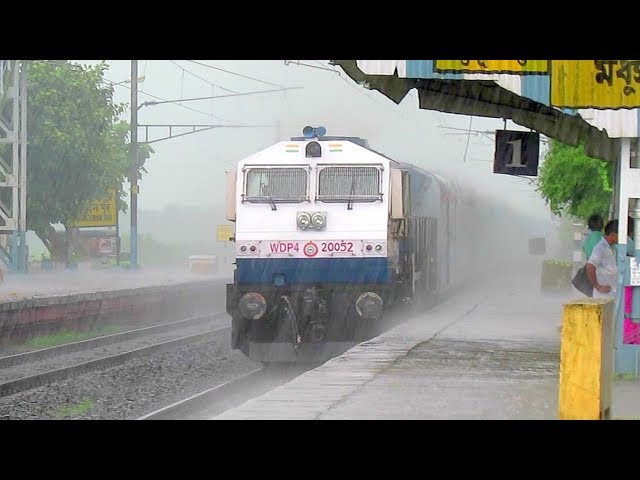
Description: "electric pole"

(130, 60), (138, 269)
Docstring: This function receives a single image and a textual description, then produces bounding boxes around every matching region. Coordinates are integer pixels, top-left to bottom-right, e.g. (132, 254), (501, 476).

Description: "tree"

(536, 139), (613, 222)
(24, 60), (152, 260)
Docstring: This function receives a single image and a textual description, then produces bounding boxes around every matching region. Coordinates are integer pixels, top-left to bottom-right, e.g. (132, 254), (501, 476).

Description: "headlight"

(311, 212), (326, 230)
(238, 292), (267, 320)
(297, 212), (311, 230)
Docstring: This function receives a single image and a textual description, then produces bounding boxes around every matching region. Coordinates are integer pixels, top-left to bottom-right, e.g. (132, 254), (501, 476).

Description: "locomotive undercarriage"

(227, 283), (392, 362)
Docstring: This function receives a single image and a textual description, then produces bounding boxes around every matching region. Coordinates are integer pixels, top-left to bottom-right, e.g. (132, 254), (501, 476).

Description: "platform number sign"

(493, 130), (540, 177)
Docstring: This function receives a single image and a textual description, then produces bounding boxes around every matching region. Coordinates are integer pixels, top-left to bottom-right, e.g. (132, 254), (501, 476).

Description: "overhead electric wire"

(104, 77), (233, 124)
(312, 60), (416, 126)
(186, 60), (285, 89)
(169, 60), (237, 94)
(462, 116), (474, 163)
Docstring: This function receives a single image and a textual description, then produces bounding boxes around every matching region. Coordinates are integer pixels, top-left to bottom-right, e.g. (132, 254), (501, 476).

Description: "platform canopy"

(331, 60), (640, 163)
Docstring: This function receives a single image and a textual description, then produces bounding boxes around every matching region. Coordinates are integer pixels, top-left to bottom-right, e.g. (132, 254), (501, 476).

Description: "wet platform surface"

(213, 268), (640, 420)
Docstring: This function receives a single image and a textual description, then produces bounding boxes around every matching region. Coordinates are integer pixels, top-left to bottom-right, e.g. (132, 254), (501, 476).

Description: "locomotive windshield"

(317, 165), (382, 202)
(244, 167), (308, 203)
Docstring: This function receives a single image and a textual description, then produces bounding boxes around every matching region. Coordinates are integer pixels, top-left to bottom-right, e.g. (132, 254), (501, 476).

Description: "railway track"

(139, 364), (310, 420)
(0, 313), (230, 397)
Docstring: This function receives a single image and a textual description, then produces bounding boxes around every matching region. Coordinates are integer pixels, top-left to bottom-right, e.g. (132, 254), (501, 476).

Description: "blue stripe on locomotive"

(236, 258), (390, 285)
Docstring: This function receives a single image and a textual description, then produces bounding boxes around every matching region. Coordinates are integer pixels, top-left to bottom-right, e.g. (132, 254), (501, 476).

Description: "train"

(224, 126), (509, 363)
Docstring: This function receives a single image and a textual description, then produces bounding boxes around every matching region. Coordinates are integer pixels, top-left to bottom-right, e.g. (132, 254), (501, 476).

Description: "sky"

(73, 60), (551, 218)
(26, 60), (556, 257)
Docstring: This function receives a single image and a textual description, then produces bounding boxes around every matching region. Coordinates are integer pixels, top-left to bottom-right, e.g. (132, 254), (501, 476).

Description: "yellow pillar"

(559, 298), (614, 420)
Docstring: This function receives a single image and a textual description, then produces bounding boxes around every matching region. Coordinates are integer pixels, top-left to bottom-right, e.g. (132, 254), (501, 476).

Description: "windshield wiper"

(347, 175), (356, 210)
(261, 183), (277, 211)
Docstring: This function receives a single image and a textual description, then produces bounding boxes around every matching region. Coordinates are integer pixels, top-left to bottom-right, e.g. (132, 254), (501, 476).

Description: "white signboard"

(630, 258), (640, 286)
(98, 237), (116, 255)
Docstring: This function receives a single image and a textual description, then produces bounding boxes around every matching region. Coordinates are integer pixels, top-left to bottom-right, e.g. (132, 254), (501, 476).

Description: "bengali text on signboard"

(550, 60), (640, 109)
(435, 60), (549, 74)
(68, 189), (118, 228)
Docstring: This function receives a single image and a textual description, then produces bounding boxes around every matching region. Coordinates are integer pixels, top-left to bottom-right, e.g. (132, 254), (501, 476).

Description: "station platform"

(213, 267), (640, 420)
(0, 268), (229, 303)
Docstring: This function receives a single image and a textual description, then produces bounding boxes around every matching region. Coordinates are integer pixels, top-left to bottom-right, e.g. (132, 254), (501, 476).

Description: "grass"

(54, 399), (94, 419)
(615, 373), (640, 381)
(25, 325), (122, 349)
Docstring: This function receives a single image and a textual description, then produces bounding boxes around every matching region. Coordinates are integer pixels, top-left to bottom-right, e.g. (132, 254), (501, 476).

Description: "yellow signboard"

(217, 224), (234, 242)
(435, 60), (548, 74)
(68, 189), (118, 228)
(550, 60), (640, 109)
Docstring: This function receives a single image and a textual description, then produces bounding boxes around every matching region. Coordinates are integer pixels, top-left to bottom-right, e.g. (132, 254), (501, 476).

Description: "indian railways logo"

(303, 241), (318, 257)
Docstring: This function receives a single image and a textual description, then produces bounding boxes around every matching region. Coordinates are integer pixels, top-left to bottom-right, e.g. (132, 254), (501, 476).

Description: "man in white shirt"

(586, 219), (619, 298)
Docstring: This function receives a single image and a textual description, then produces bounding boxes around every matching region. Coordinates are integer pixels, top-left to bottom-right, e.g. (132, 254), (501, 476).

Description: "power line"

(285, 60), (340, 74)
(141, 60), (147, 93)
(313, 60), (336, 71)
(169, 60), (237, 94)
(462, 116), (474, 163)
(140, 87), (303, 108)
(104, 77), (233, 123)
(180, 67), (185, 105)
(312, 60), (418, 128)
(186, 60), (285, 89)
(314, 60), (414, 123)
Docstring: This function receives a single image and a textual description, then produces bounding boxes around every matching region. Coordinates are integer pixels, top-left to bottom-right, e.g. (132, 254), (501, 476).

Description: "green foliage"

(26, 60), (153, 237)
(54, 399), (94, 419)
(536, 140), (613, 221)
(541, 258), (573, 292)
(26, 326), (120, 349)
(543, 259), (572, 268)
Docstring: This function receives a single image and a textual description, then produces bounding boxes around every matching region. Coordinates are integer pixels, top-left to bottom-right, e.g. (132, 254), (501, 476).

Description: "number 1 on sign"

(506, 139), (524, 167)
